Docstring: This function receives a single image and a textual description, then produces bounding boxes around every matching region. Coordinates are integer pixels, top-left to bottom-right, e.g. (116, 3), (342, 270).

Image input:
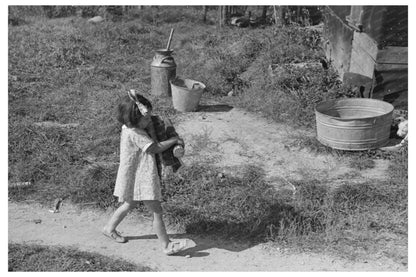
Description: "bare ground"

(8, 104), (406, 271)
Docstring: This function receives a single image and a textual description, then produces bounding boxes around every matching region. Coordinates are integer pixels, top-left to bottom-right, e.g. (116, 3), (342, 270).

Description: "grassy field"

(8, 6), (408, 265)
(8, 243), (152, 271)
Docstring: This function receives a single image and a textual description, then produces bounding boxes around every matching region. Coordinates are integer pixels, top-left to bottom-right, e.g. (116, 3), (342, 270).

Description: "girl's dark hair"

(117, 94), (152, 128)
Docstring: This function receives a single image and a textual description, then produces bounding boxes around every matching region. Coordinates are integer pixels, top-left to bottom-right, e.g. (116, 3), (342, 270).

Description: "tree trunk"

(296, 6), (301, 24)
(203, 6), (208, 22)
(261, 6), (268, 23)
(218, 6), (222, 28)
(274, 6), (286, 25)
(280, 6), (288, 25)
(219, 6), (229, 27)
(222, 6), (228, 25)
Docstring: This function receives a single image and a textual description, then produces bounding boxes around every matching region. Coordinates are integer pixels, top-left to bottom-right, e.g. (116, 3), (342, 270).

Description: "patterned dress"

(113, 125), (162, 202)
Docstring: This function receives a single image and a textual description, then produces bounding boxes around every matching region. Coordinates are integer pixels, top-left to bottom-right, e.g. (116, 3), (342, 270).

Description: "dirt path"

(174, 104), (390, 187)
(8, 105), (405, 271)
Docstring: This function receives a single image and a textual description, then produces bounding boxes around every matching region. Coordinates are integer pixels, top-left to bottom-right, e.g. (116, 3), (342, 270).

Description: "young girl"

(102, 91), (187, 256)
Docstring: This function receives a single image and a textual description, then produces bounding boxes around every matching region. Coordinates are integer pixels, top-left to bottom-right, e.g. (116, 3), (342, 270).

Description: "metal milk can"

(151, 49), (176, 97)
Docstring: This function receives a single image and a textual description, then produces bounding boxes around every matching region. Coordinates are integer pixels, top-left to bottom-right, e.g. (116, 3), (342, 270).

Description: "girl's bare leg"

(104, 200), (137, 233)
(143, 200), (170, 248)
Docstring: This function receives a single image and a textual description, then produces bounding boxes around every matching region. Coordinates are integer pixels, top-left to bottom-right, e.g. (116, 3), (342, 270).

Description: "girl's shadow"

(125, 233), (252, 258)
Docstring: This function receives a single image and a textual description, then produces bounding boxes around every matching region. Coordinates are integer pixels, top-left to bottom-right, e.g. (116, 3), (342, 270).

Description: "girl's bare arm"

(147, 137), (179, 154)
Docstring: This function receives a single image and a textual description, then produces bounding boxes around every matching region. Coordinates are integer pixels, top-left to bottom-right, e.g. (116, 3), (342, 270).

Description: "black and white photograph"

(6, 1), (411, 273)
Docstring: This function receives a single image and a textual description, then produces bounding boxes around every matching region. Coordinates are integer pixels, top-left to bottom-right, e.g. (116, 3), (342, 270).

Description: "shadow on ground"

(196, 104), (233, 112)
(383, 125), (405, 147)
(124, 233), (253, 258)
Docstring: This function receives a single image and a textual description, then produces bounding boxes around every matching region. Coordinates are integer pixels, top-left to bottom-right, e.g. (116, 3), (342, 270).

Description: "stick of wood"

(166, 28), (174, 50)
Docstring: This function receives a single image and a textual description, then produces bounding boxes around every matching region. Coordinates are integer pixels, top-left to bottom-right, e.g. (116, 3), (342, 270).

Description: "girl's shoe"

(163, 240), (187, 256)
(102, 229), (127, 243)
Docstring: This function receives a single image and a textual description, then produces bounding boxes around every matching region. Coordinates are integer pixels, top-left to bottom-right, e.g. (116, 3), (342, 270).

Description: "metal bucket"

(170, 78), (205, 112)
(151, 49), (176, 97)
(315, 98), (394, 150)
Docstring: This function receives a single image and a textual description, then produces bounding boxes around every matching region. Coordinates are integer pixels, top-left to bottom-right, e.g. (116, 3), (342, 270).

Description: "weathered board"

(349, 32), (378, 78)
(376, 47), (408, 64)
(323, 7), (354, 79)
(373, 46), (408, 101)
(373, 63), (408, 99)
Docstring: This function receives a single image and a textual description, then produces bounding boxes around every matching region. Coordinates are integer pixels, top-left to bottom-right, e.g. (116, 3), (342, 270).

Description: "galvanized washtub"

(315, 98), (394, 150)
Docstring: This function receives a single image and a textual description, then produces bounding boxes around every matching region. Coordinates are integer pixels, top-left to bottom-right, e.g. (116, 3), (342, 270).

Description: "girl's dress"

(113, 125), (162, 202)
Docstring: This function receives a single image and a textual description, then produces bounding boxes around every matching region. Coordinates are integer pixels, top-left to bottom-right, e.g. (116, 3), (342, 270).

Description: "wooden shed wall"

(324, 6), (408, 106)
(373, 47), (408, 105)
(326, 5), (408, 48)
(360, 6), (408, 48)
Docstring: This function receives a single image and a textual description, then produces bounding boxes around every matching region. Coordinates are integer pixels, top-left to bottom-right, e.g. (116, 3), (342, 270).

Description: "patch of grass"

(8, 243), (152, 271)
(68, 165), (119, 209)
(161, 165), (310, 241)
(285, 133), (404, 171)
(161, 161), (407, 263)
(284, 133), (336, 155)
(348, 156), (375, 170)
(236, 62), (347, 127)
(162, 164), (287, 240)
(229, 25), (363, 128)
(8, 123), (79, 186)
(188, 126), (218, 154)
